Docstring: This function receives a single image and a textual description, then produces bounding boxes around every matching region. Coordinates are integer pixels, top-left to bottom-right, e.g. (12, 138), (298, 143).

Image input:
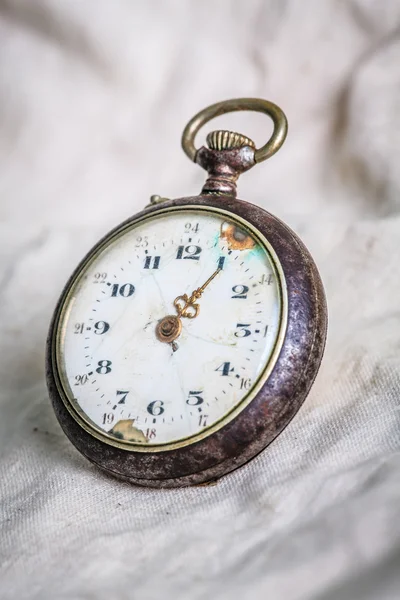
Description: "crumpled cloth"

(1, 1), (400, 599)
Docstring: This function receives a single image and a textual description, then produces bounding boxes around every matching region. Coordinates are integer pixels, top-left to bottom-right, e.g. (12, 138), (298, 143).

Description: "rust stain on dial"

(220, 221), (256, 250)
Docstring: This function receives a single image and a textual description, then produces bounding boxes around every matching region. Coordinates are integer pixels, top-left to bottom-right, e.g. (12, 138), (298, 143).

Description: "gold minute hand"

(174, 267), (222, 319)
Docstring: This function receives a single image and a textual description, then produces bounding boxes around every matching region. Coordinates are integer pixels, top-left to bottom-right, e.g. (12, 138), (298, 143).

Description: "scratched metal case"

(46, 99), (327, 488)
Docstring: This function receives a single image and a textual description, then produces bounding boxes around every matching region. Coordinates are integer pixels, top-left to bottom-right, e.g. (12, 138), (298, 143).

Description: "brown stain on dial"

(109, 419), (148, 443)
(221, 221), (256, 250)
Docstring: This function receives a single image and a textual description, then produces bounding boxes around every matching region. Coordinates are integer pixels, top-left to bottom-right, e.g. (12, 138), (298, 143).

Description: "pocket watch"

(46, 98), (327, 488)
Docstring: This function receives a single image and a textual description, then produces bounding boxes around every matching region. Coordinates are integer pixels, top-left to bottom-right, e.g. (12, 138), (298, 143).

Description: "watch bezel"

(52, 204), (288, 453)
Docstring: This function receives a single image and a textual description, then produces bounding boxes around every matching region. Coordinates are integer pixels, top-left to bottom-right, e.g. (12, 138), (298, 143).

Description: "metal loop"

(181, 98), (288, 164)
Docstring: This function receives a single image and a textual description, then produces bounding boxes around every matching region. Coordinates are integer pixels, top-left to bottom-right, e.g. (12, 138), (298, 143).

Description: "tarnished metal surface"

(196, 145), (255, 197)
(46, 194), (328, 488)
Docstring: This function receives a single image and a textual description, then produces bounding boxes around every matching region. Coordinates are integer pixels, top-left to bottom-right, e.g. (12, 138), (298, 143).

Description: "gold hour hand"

(174, 294), (199, 319)
(174, 267), (221, 319)
(156, 266), (222, 343)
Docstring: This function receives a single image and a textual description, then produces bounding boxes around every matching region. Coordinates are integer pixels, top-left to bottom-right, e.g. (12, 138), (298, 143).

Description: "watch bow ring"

(181, 97), (288, 163)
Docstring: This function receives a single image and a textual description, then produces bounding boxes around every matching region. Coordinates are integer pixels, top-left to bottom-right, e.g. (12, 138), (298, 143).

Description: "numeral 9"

(94, 321), (110, 335)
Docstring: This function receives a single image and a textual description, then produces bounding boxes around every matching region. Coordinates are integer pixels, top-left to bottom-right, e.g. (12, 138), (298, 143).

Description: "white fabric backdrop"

(1, 1), (400, 598)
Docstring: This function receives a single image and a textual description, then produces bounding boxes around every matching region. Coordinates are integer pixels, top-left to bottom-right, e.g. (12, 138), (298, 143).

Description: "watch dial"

(56, 208), (285, 448)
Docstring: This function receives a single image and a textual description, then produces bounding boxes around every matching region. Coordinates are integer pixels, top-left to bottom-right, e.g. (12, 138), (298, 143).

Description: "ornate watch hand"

(156, 266), (222, 344)
(174, 267), (221, 319)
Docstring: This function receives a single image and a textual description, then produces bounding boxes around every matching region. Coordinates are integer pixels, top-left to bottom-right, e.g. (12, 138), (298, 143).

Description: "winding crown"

(206, 130), (256, 151)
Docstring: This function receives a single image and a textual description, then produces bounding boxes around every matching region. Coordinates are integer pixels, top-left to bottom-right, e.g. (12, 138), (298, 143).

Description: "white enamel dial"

(56, 207), (285, 449)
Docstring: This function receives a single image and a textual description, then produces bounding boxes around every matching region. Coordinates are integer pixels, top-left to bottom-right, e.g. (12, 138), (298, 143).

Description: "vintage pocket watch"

(46, 98), (327, 488)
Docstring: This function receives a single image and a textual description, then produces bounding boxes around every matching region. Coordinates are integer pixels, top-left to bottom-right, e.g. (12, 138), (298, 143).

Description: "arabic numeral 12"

(176, 245), (202, 260)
